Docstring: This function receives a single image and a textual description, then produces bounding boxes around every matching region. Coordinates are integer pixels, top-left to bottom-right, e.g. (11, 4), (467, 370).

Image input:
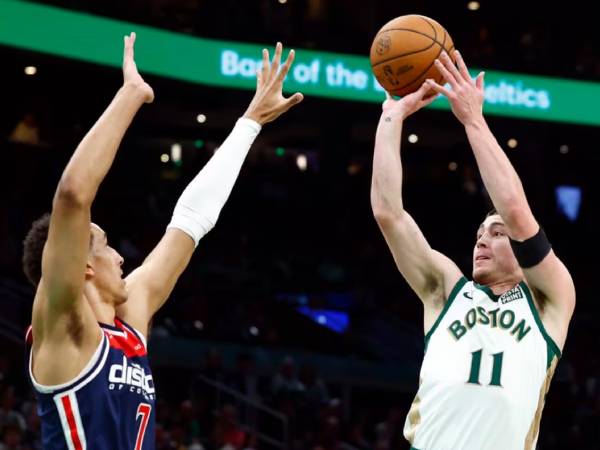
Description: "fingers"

(261, 48), (269, 82)
(281, 92), (304, 113)
(435, 52), (462, 88)
(288, 92), (304, 106)
(276, 49), (295, 83)
(414, 81), (431, 100)
(420, 92), (439, 108)
(270, 42), (283, 80)
(476, 71), (485, 90)
(425, 79), (452, 98)
(454, 50), (471, 82)
(440, 51), (462, 82)
(255, 69), (262, 89)
(123, 32), (135, 63)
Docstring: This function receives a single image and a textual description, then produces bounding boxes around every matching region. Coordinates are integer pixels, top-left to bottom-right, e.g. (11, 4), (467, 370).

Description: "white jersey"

(404, 278), (561, 450)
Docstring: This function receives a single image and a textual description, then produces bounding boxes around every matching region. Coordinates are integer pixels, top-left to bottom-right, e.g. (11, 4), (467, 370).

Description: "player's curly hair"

(22, 213), (51, 286)
(22, 214), (96, 286)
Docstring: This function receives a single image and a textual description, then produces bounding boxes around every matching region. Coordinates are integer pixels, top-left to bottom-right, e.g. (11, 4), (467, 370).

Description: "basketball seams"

(371, 29), (436, 68)
(394, 28), (448, 92)
(375, 28), (446, 52)
(419, 15), (438, 40)
(371, 40), (436, 69)
(371, 26), (452, 72)
(390, 28), (454, 95)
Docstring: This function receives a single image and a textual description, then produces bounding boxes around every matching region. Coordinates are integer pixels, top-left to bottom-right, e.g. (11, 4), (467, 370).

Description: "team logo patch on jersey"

(499, 287), (524, 305)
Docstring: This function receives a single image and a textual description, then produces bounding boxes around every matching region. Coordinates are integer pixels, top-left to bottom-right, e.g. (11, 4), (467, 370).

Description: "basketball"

(370, 15), (455, 97)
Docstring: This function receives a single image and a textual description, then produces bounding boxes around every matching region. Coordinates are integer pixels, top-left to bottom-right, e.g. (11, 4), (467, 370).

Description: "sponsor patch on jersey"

(108, 356), (155, 400)
(499, 287), (524, 305)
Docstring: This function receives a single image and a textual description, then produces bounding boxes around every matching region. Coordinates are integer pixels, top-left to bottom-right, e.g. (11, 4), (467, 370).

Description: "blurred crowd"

(1, 331), (599, 450)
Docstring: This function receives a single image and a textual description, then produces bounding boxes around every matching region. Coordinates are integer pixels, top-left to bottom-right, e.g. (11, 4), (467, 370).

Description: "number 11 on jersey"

(467, 349), (504, 387)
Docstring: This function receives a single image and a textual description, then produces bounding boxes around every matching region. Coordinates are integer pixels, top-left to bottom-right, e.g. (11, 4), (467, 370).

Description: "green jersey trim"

(519, 281), (562, 367)
(424, 276), (468, 351)
(474, 282), (500, 302)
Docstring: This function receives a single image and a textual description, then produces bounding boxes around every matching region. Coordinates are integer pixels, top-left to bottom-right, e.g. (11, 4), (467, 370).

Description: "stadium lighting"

(170, 143), (182, 165)
(296, 154), (308, 171)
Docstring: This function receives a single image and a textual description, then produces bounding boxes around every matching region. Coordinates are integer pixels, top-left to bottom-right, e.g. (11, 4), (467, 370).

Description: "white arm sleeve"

(167, 117), (261, 246)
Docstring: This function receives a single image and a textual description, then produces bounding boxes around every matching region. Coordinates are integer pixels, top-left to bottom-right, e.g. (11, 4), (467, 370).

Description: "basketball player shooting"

(22, 33), (302, 450)
(371, 50), (575, 450)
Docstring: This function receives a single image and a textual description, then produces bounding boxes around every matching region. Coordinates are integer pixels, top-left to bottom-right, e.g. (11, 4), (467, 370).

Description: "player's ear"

(85, 262), (95, 280)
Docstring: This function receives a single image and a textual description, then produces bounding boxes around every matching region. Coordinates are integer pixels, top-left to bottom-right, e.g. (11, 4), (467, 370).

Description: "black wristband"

(509, 227), (552, 269)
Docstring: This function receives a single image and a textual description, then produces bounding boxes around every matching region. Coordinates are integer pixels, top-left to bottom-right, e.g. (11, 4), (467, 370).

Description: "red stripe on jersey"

(104, 324), (146, 358)
(61, 395), (84, 450)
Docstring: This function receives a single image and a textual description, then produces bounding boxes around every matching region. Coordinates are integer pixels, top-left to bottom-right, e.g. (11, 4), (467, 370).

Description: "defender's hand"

(122, 32), (154, 104)
(243, 42), (304, 126)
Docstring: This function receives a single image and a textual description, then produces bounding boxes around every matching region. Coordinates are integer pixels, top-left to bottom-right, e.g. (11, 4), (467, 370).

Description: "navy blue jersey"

(27, 318), (156, 450)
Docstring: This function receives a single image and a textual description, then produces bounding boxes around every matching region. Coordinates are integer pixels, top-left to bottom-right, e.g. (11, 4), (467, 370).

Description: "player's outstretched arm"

(371, 83), (462, 316)
(37, 33), (152, 339)
(427, 50), (575, 345)
(122, 43), (303, 335)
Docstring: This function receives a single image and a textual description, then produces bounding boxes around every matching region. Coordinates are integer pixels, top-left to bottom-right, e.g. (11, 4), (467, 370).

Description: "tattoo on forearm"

(384, 117), (391, 122)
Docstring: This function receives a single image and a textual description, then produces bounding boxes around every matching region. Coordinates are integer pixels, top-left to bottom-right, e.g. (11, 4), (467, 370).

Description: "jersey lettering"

(447, 306), (532, 342)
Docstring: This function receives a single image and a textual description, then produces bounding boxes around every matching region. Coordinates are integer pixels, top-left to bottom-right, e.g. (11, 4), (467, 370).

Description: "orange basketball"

(370, 15), (455, 97)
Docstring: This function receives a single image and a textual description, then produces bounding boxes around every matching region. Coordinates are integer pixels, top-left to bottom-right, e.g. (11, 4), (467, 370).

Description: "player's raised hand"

(243, 42), (304, 125)
(426, 50), (485, 126)
(381, 82), (438, 121)
(122, 32), (154, 103)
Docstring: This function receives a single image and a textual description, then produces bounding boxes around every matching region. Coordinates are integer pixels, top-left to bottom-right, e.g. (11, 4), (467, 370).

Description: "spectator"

(0, 388), (25, 434)
(179, 399), (201, 445)
(0, 419), (25, 450)
(200, 348), (225, 383)
(374, 407), (403, 450)
(212, 404), (246, 450)
(272, 357), (304, 399)
(8, 114), (40, 146)
(227, 353), (260, 402)
(299, 364), (329, 406)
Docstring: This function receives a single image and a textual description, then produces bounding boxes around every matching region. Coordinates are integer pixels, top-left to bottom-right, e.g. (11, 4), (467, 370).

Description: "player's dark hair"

(22, 213), (51, 286)
(486, 208), (498, 218)
(22, 213), (94, 286)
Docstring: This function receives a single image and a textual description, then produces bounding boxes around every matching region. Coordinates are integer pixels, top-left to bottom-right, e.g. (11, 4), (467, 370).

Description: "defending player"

(22, 33), (302, 449)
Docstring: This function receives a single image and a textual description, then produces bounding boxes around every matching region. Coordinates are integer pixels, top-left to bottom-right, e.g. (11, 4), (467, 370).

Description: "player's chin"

(114, 287), (128, 305)
(472, 266), (488, 284)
